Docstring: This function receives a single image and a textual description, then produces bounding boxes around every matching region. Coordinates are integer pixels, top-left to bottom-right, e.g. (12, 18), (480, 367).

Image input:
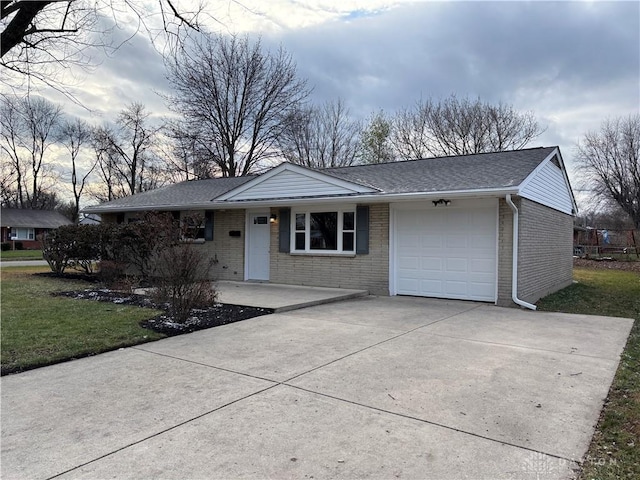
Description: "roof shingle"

(1, 209), (73, 228)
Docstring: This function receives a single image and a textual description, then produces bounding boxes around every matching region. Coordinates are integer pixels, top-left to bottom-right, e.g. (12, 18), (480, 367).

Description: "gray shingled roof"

(322, 147), (557, 194)
(1, 209), (73, 228)
(86, 176), (256, 211)
(85, 147), (558, 212)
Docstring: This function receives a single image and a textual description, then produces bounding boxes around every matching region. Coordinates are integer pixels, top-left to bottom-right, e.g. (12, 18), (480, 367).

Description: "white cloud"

(3, 0), (638, 207)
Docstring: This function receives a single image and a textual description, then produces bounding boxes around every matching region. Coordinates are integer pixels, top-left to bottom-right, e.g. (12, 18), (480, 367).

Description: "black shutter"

(279, 208), (291, 253)
(204, 211), (214, 241)
(356, 205), (369, 254)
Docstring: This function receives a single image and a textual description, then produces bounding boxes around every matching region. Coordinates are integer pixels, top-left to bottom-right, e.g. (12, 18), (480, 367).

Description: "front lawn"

(1, 266), (164, 375)
(538, 267), (640, 479)
(0, 249), (43, 261)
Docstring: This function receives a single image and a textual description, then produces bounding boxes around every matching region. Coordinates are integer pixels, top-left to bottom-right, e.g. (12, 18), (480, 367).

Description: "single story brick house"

(84, 146), (576, 309)
(1, 208), (73, 249)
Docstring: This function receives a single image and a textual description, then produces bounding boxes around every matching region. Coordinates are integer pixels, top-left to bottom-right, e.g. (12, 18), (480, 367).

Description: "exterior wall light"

(270, 213), (278, 223)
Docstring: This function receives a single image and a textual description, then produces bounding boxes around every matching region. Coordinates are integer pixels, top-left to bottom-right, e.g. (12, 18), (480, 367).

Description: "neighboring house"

(84, 146), (576, 308)
(1, 208), (73, 249)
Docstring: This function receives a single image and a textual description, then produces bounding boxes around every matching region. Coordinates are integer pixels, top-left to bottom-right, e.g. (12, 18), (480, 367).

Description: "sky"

(10, 0), (640, 209)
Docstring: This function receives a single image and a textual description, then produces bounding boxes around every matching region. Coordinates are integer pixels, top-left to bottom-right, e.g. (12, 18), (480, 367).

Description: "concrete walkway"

(0, 259), (48, 267)
(1, 296), (634, 480)
(216, 281), (367, 311)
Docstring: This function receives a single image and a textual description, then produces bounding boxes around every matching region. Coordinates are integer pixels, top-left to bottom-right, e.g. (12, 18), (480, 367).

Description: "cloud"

(6, 0), (638, 209)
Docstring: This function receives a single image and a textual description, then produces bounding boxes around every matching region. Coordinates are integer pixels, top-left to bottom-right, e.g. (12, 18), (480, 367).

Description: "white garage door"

(394, 201), (497, 302)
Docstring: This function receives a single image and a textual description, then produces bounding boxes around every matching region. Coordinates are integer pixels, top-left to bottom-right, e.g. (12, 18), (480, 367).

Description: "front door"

(247, 212), (270, 280)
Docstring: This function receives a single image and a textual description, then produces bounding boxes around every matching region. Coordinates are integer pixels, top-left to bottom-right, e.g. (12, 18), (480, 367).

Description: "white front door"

(247, 211), (270, 280)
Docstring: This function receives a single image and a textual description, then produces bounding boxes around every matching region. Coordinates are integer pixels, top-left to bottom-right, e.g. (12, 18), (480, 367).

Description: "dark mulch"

(37, 271), (101, 283)
(54, 289), (273, 336)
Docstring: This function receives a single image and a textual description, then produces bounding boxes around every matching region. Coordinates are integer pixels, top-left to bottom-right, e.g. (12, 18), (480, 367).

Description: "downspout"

(505, 194), (537, 310)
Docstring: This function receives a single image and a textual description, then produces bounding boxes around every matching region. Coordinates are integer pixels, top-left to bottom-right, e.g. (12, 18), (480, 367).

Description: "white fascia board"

(517, 147), (578, 214)
(209, 187), (520, 209)
(216, 163), (377, 201)
(82, 187), (519, 213)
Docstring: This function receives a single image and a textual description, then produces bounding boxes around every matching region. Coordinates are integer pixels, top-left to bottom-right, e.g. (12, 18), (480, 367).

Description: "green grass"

(538, 267), (640, 479)
(0, 249), (43, 261)
(1, 266), (164, 375)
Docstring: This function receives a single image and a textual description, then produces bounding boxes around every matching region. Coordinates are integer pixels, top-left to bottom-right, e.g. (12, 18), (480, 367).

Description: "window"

(10, 228), (35, 240)
(292, 208), (355, 253)
(10, 228), (34, 240)
(181, 211), (205, 240)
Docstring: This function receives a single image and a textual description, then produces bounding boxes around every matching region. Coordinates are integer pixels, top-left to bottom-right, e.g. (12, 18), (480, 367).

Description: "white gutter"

(83, 187), (519, 214)
(505, 194), (537, 310)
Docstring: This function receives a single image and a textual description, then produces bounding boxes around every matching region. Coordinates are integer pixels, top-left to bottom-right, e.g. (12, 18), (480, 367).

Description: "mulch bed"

(54, 289), (273, 336)
(574, 257), (640, 273)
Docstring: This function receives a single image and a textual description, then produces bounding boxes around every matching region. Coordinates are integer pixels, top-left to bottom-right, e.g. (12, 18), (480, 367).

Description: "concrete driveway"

(1, 296), (633, 480)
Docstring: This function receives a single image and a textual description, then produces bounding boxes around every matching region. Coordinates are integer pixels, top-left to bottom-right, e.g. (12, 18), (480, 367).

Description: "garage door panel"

(398, 234), (420, 248)
(420, 235), (442, 248)
(421, 257), (442, 271)
(445, 258), (468, 272)
(445, 235), (467, 248)
(395, 203), (497, 302)
(398, 256), (420, 270)
(398, 278), (420, 294)
(420, 280), (443, 294)
(444, 281), (468, 296)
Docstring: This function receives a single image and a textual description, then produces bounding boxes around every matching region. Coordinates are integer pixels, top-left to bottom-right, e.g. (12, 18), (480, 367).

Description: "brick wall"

(192, 209), (245, 281)
(517, 198), (573, 303)
(496, 198), (514, 307)
(497, 197), (573, 306)
(270, 204), (390, 295)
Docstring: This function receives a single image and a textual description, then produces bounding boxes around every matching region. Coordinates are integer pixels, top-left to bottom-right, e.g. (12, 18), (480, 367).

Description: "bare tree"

(162, 123), (217, 181)
(360, 110), (394, 164)
(391, 95), (545, 159)
(576, 115), (640, 228)
(279, 99), (362, 168)
(391, 101), (431, 161)
(1, 0), (203, 98)
(58, 117), (95, 222)
(0, 94), (63, 208)
(91, 103), (163, 201)
(165, 33), (310, 177)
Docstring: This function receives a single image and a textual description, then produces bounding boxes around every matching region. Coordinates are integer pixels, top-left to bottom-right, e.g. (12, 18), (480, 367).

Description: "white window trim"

(10, 227), (35, 240)
(291, 205), (356, 254)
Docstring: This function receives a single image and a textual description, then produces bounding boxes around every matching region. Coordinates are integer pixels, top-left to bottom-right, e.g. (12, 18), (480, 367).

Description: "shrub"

(1, 243), (10, 251)
(152, 243), (217, 324)
(14, 242), (23, 250)
(42, 227), (77, 274)
(42, 225), (102, 274)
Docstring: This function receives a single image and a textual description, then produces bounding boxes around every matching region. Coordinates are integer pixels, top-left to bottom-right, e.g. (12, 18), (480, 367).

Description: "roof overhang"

(83, 187), (520, 214)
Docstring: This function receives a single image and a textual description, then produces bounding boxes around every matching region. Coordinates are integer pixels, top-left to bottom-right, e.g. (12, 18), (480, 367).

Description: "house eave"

(82, 187), (520, 214)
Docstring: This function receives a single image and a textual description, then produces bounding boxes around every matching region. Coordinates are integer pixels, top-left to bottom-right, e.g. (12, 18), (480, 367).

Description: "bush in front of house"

(43, 212), (217, 324)
(1, 243), (10, 251)
(152, 242), (217, 324)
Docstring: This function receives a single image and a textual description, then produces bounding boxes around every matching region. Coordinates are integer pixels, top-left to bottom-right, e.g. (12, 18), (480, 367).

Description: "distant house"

(1, 208), (73, 249)
(84, 146), (576, 308)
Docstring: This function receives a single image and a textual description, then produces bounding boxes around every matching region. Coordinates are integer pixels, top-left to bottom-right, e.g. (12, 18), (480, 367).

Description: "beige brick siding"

(517, 198), (573, 303)
(191, 209), (246, 281)
(270, 204), (389, 295)
(497, 198), (514, 307)
(497, 197), (573, 306)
